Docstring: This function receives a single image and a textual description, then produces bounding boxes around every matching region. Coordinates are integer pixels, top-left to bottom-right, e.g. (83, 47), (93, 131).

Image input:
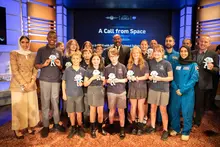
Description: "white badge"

(176, 66), (181, 70)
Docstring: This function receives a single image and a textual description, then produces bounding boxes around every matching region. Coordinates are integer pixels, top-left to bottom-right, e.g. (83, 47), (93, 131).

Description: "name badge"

(164, 55), (167, 59)
(176, 66), (181, 70)
(183, 66), (190, 70)
(172, 56), (178, 60)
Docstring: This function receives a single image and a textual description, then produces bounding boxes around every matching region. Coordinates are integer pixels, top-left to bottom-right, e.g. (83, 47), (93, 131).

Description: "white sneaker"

(181, 135), (189, 141)
(170, 130), (178, 136)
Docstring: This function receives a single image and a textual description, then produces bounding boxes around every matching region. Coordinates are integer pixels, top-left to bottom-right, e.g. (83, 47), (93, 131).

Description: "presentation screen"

(73, 9), (172, 48)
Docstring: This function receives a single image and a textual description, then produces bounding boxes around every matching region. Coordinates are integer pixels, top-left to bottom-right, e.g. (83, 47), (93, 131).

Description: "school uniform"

(62, 66), (86, 112)
(148, 59), (172, 106)
(128, 61), (149, 99)
(85, 68), (105, 106)
(104, 62), (127, 109)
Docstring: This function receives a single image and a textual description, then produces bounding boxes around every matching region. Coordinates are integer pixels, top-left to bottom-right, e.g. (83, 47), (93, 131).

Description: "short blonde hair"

(108, 47), (119, 57)
(71, 50), (82, 60)
(154, 44), (165, 58)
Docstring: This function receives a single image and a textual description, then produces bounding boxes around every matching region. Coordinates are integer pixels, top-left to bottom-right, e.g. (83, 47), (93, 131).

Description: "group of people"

(9, 30), (219, 142)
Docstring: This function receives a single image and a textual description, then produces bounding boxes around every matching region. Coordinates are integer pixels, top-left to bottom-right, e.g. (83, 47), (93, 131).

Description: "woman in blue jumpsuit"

(170, 46), (199, 141)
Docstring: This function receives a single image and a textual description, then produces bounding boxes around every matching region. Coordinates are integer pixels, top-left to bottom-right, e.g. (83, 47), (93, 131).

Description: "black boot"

(119, 127), (125, 139)
(98, 123), (107, 136)
(131, 121), (137, 135)
(137, 122), (144, 136)
(90, 123), (96, 138)
(84, 116), (90, 129)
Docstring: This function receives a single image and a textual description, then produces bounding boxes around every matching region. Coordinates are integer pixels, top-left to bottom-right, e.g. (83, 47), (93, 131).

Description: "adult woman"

(10, 36), (39, 139)
(170, 46), (199, 141)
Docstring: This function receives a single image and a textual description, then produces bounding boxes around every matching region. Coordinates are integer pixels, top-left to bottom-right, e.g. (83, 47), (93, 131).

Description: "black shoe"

(41, 127), (49, 138)
(90, 123), (96, 138)
(53, 124), (66, 132)
(98, 123), (107, 136)
(119, 127), (125, 140)
(67, 126), (77, 138)
(14, 131), (24, 139)
(131, 121), (137, 135)
(78, 126), (85, 138)
(161, 130), (169, 141)
(84, 116), (90, 129)
(28, 129), (36, 135)
(146, 126), (156, 134)
(109, 124), (116, 135)
(137, 122), (144, 136)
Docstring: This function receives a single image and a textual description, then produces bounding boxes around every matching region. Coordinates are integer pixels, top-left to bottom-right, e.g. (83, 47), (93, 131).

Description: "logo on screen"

(105, 15), (136, 21)
(105, 16), (118, 20)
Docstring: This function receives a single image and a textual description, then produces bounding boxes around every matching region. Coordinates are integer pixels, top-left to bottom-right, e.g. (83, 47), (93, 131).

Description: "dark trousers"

(210, 74), (219, 110)
(194, 85), (212, 126)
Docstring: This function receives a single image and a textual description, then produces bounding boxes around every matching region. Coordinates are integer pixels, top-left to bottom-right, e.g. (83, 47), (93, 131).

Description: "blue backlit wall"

(0, 0), (22, 52)
(0, 0), (22, 91)
(56, 0), (67, 44)
(179, 6), (193, 47)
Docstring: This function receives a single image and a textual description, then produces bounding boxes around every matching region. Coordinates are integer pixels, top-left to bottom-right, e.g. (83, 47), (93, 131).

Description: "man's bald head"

(113, 34), (122, 47)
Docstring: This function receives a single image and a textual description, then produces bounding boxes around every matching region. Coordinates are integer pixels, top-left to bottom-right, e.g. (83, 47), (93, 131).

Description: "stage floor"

(0, 105), (220, 147)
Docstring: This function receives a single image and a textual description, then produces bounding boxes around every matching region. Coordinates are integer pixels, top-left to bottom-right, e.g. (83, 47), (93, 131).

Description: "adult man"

(104, 34), (130, 66)
(182, 39), (192, 48)
(192, 35), (219, 127)
(35, 30), (65, 138)
(164, 35), (179, 68)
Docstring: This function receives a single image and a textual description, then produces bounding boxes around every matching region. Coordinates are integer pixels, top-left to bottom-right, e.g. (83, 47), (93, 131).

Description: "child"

(95, 44), (104, 56)
(84, 53), (107, 138)
(82, 41), (93, 52)
(146, 44), (173, 141)
(56, 42), (65, 56)
(63, 39), (80, 70)
(81, 49), (93, 128)
(140, 39), (149, 61)
(62, 51), (86, 138)
(127, 46), (149, 135)
(104, 47), (128, 139)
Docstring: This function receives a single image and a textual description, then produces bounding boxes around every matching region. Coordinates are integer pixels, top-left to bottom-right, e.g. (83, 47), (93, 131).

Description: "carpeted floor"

(0, 111), (220, 147)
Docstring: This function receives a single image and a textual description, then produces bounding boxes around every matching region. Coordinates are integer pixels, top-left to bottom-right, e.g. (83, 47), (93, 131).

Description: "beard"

(165, 44), (173, 49)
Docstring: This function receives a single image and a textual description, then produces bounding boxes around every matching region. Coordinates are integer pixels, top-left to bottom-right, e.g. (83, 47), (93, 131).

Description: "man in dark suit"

(103, 34), (130, 66)
(192, 35), (219, 127)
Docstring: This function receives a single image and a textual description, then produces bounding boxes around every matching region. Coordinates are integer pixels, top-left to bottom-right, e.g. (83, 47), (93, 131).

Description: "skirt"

(87, 86), (104, 106)
(128, 83), (147, 99)
(11, 90), (39, 130)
